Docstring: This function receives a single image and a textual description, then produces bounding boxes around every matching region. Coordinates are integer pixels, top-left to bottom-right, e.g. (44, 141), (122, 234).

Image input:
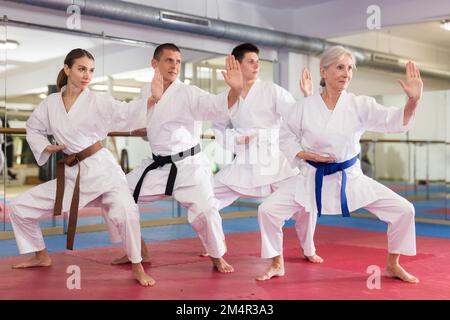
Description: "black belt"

(133, 144), (201, 203)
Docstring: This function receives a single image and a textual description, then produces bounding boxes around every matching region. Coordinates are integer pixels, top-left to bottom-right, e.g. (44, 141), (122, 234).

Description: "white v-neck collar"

(157, 78), (181, 105)
(241, 78), (260, 101)
(318, 90), (346, 113)
(60, 86), (89, 115)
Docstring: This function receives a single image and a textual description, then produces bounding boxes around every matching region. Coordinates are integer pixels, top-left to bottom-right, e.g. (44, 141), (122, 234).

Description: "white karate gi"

(9, 87), (147, 263)
(212, 79), (318, 256)
(259, 91), (417, 258)
(126, 79), (230, 258)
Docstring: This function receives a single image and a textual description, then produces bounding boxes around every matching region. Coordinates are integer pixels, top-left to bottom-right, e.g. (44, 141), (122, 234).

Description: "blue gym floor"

(0, 181), (448, 257)
(0, 203), (448, 257)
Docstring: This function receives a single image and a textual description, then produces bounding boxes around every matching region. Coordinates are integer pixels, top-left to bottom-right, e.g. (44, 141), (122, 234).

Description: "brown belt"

(53, 142), (103, 250)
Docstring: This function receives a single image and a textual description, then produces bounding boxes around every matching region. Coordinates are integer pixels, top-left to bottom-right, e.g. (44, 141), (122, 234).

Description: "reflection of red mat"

(1, 225), (449, 300)
(421, 208), (450, 215)
(0, 205), (165, 222)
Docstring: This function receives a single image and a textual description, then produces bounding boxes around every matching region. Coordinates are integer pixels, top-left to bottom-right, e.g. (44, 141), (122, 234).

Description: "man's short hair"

(153, 43), (181, 60)
(231, 43), (259, 62)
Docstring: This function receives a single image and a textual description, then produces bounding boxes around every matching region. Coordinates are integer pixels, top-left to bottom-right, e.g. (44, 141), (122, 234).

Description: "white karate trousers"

(214, 176), (317, 256)
(9, 180), (143, 263)
(258, 177), (416, 258)
(126, 170), (227, 259)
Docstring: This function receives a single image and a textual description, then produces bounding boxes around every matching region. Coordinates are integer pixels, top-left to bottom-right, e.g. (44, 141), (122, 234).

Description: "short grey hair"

(320, 45), (356, 87)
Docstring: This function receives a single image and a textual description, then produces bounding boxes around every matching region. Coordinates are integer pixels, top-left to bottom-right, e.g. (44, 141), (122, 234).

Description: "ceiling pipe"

(5, 0), (450, 81)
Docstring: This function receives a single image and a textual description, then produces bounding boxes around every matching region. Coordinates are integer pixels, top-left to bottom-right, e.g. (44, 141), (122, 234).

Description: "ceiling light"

(91, 84), (141, 93)
(134, 73), (154, 83)
(22, 87), (48, 95)
(5, 103), (35, 111)
(0, 40), (20, 50)
(91, 84), (108, 91)
(113, 86), (141, 93)
(440, 20), (450, 31)
(90, 76), (108, 84)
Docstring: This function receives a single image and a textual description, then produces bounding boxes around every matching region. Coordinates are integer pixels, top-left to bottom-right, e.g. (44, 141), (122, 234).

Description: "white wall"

(362, 91), (448, 182)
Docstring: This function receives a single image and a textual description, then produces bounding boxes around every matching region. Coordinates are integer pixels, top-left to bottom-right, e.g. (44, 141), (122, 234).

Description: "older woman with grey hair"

(257, 45), (422, 284)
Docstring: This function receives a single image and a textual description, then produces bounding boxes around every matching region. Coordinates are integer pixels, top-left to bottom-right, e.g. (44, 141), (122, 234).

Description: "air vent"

(160, 11), (210, 28)
(372, 54), (399, 65)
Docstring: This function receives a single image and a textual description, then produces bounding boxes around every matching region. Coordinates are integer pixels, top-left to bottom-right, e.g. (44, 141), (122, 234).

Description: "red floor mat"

(1, 225), (449, 300)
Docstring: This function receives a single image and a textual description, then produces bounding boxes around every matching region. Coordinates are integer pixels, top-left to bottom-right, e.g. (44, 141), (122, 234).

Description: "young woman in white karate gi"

(9, 48), (156, 286)
(257, 46), (422, 283)
(113, 43), (243, 273)
(212, 43), (323, 263)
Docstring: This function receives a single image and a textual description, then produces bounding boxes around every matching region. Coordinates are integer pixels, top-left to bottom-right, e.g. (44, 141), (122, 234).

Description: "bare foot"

(301, 249), (324, 263)
(302, 253), (324, 263)
(12, 254), (52, 269)
(111, 254), (151, 265)
(132, 263), (155, 287)
(211, 257), (234, 273)
(386, 265), (419, 283)
(256, 264), (285, 281)
(112, 238), (150, 265)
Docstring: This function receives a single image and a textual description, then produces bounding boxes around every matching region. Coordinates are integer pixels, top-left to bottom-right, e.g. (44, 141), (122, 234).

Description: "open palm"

(398, 61), (423, 101)
(151, 67), (164, 101)
(222, 55), (243, 92)
(299, 67), (313, 97)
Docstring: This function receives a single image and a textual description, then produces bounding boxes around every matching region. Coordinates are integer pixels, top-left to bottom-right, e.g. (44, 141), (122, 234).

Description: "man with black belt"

(111, 43), (243, 272)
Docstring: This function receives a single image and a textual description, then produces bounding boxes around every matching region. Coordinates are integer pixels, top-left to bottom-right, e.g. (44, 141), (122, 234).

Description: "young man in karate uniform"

(212, 43), (323, 263)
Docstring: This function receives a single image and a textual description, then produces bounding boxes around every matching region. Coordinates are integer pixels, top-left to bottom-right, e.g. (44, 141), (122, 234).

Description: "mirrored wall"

(0, 19), (275, 235)
(362, 91), (449, 222)
(0, 17), (447, 240)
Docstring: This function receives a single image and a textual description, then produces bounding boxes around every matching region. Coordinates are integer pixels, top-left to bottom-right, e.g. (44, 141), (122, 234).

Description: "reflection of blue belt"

(306, 155), (358, 217)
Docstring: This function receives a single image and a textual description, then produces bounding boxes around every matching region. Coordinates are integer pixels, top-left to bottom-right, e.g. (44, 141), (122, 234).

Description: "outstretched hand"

(222, 55), (243, 93)
(300, 67), (313, 97)
(397, 61), (423, 102)
(151, 67), (164, 102)
(45, 145), (66, 153)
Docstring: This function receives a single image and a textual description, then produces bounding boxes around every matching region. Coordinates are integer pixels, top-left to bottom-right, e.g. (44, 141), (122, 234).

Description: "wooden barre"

(0, 128), (448, 144)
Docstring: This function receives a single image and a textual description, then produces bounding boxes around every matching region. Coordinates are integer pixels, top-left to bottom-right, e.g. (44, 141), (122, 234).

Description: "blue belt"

(306, 155), (358, 217)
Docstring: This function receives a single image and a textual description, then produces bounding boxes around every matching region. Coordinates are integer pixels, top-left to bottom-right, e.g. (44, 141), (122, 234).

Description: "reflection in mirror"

(447, 90), (450, 221)
(186, 56), (274, 176)
(0, 20), (280, 236)
(0, 19), (5, 231)
(362, 91), (448, 224)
